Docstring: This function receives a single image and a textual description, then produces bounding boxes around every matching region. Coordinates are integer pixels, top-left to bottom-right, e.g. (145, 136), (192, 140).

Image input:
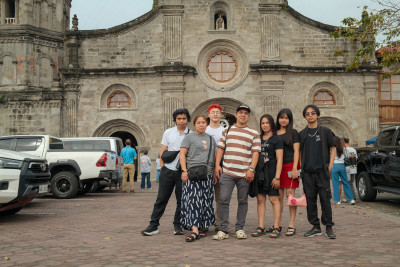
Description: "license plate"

(39, 184), (48, 193)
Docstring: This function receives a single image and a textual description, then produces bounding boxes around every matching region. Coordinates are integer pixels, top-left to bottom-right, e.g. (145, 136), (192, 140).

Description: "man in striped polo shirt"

(212, 105), (261, 240)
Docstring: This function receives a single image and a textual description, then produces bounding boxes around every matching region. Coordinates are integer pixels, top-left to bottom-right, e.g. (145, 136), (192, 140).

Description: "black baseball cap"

(236, 105), (251, 113)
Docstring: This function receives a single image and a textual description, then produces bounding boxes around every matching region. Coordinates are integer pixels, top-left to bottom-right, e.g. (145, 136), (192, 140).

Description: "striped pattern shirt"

(218, 126), (261, 178)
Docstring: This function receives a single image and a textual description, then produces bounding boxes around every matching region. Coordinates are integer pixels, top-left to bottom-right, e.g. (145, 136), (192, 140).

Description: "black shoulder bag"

(188, 135), (213, 182)
(161, 128), (190, 163)
(220, 125), (232, 168)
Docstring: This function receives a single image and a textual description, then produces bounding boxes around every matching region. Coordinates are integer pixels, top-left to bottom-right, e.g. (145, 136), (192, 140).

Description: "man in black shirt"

(299, 105), (336, 239)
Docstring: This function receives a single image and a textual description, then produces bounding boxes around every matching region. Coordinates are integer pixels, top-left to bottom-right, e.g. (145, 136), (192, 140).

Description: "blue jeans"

(332, 163), (354, 202)
(156, 169), (161, 182)
(141, 172), (151, 189)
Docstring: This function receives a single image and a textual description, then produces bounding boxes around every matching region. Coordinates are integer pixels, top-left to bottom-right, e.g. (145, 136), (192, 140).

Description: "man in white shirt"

(344, 138), (357, 200)
(205, 104), (225, 232)
(140, 151), (152, 190)
(141, 108), (191, 236)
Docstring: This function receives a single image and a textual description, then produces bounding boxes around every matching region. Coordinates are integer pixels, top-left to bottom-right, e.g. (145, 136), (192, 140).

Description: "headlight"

(0, 158), (23, 169)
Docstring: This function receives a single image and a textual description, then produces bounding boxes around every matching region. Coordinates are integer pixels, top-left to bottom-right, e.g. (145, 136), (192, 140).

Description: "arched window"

(207, 51), (238, 83)
(107, 91), (131, 108)
(313, 89), (336, 106)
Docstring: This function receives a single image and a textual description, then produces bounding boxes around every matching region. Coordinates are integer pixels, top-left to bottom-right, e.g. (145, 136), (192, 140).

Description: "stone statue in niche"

(216, 12), (225, 30)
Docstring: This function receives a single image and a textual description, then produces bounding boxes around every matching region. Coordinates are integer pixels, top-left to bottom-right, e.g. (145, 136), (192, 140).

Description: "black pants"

(302, 170), (334, 227)
(150, 166), (182, 227)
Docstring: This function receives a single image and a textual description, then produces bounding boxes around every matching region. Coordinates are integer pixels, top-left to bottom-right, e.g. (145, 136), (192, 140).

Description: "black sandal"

(251, 227), (265, 237)
(286, 227), (296, 236)
(270, 228), (281, 239)
(199, 230), (207, 238)
(265, 226), (282, 233)
(185, 232), (200, 242)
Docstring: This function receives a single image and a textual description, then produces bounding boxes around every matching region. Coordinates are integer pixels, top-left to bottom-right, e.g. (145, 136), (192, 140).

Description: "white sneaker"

(212, 231), (229, 240)
(235, 229), (247, 239)
(350, 200), (355, 205)
(335, 201), (341, 205)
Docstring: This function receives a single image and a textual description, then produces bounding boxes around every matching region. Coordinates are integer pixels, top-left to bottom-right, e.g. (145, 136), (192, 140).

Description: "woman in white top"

(332, 136), (355, 205)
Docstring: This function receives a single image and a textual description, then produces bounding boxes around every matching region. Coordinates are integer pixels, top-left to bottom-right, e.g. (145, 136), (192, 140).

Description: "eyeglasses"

(210, 111), (221, 115)
(305, 112), (317, 117)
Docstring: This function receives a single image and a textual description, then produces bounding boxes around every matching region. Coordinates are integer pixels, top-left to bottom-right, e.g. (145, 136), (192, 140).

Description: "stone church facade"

(0, 0), (381, 158)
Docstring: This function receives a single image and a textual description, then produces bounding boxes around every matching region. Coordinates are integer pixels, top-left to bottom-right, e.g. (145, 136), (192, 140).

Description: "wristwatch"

(275, 177), (280, 180)
(249, 167), (255, 173)
(182, 169), (188, 173)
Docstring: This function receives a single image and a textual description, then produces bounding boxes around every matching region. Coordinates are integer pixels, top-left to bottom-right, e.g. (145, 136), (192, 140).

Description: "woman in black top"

(276, 108), (300, 236)
(251, 114), (283, 238)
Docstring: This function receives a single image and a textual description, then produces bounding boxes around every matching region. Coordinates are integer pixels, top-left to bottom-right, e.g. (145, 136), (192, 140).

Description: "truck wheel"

(51, 171), (79, 199)
(357, 171), (377, 202)
(0, 207), (22, 216)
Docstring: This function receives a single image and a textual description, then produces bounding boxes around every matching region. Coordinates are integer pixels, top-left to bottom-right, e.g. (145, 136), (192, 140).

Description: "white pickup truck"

(0, 149), (50, 215)
(0, 135), (117, 199)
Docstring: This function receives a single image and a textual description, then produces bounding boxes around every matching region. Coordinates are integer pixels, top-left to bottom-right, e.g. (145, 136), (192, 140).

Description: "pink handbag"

(286, 178), (307, 207)
(287, 193), (307, 207)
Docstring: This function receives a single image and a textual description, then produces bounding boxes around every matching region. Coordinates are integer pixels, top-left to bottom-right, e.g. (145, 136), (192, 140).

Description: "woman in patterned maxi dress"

(179, 115), (217, 242)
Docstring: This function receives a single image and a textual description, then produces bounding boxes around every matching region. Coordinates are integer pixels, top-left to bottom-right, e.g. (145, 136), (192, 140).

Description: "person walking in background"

(276, 108), (300, 237)
(205, 104), (225, 232)
(120, 139), (137, 194)
(140, 151), (152, 190)
(180, 115), (217, 242)
(213, 105), (260, 241)
(343, 138), (357, 200)
(299, 105), (337, 239)
(141, 108), (191, 236)
(251, 114), (283, 239)
(156, 155), (161, 183)
(332, 137), (355, 205)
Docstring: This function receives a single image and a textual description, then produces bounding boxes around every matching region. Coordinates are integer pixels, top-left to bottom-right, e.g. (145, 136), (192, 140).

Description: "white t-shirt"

(161, 126), (191, 171)
(345, 146), (358, 174)
(140, 155), (151, 173)
(156, 158), (161, 170)
(206, 125), (224, 152)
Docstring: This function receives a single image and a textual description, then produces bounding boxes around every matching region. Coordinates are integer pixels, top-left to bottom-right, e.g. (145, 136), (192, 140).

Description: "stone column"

(364, 79), (379, 136)
(259, 70), (284, 115)
(61, 86), (80, 137)
(259, 0), (287, 62)
(161, 2), (183, 64)
(159, 67), (186, 130)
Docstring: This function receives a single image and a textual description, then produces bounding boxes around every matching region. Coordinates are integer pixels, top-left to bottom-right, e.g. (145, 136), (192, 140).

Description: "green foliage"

(0, 92), (6, 104)
(153, 0), (159, 9)
(331, 0), (400, 77)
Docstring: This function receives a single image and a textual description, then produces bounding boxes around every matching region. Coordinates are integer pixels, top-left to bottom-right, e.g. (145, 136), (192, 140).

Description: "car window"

(16, 138), (42, 151)
(378, 130), (395, 146)
(63, 140), (111, 151)
(116, 140), (123, 155)
(0, 139), (13, 150)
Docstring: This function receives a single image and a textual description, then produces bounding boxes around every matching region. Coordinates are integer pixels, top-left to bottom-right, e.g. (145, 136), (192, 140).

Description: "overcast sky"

(70, 0), (383, 30)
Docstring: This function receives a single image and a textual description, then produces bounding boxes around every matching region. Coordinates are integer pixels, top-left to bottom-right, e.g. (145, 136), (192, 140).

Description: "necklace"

(308, 129), (318, 137)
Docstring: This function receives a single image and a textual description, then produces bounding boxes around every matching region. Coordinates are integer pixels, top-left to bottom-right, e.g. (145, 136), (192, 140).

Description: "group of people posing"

(140, 103), (355, 242)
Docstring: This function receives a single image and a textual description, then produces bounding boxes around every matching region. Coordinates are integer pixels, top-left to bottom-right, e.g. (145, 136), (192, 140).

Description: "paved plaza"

(1, 183), (400, 267)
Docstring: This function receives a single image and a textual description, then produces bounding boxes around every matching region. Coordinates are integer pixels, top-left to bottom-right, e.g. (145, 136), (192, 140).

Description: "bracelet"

(249, 167), (255, 173)
(274, 177), (280, 180)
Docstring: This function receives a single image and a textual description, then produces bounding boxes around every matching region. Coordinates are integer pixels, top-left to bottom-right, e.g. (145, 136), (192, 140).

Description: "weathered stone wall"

(0, 0), (68, 136)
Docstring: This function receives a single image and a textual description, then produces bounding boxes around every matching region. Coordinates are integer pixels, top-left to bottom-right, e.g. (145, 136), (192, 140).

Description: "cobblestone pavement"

(1, 182), (400, 267)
